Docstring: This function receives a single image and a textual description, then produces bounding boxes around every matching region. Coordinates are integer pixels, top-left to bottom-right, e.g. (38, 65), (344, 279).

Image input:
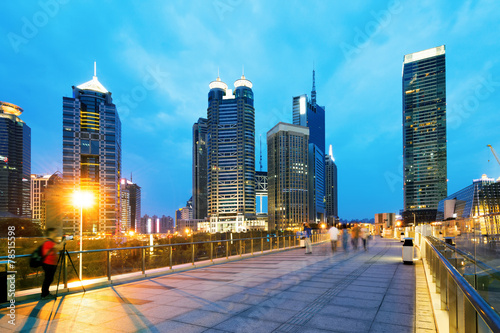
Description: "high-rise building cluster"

(1, 45), (469, 234)
(191, 69), (338, 232)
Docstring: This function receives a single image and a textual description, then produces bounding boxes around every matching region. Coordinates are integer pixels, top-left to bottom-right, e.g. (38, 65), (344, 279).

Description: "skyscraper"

(292, 70), (325, 223)
(120, 183), (131, 233)
(0, 101), (31, 218)
(120, 178), (141, 232)
(192, 117), (208, 220)
(207, 73), (255, 232)
(62, 64), (122, 234)
(403, 45), (447, 224)
(267, 123), (309, 230)
(125, 179), (141, 232)
(325, 145), (338, 223)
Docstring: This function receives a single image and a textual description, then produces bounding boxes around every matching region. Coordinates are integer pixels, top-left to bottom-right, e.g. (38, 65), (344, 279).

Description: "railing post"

(141, 248), (146, 275)
(169, 245), (173, 269)
(270, 237), (272, 251)
(210, 241), (213, 263)
(226, 241), (229, 260)
(277, 235), (279, 249)
(261, 237), (263, 253)
(463, 296), (477, 333)
(448, 274), (458, 332)
(107, 250), (111, 281)
(192, 243), (195, 265)
(440, 261), (447, 310)
(239, 240), (242, 257)
(251, 239), (253, 255)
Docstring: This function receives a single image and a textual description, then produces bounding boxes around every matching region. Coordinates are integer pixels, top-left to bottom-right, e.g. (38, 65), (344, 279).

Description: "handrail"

(0, 234), (315, 260)
(424, 236), (500, 332)
(438, 238), (500, 276)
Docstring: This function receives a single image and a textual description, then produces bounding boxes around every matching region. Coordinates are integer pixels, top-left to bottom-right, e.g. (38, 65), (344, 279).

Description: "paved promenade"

(0, 238), (436, 333)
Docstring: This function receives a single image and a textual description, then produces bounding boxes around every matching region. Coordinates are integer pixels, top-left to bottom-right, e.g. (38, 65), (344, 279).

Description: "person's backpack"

(29, 243), (47, 268)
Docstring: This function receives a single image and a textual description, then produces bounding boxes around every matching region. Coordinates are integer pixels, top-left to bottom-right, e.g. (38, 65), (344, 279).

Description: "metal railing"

(1, 233), (328, 295)
(422, 236), (500, 333)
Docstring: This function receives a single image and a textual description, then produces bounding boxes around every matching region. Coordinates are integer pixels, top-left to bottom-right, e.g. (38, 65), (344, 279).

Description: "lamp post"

(73, 190), (93, 281)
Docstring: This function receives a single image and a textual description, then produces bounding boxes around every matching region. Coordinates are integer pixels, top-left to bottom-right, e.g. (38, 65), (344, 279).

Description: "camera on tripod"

(63, 235), (74, 241)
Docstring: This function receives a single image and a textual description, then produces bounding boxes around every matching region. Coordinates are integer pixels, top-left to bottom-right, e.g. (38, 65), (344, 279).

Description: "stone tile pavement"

(0, 238), (437, 332)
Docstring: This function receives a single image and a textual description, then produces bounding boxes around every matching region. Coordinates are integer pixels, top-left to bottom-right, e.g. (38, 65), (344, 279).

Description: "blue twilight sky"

(1, 1), (500, 220)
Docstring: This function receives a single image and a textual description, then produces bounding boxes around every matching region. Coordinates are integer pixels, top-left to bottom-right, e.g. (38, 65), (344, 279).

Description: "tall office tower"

(207, 74), (255, 232)
(120, 185), (131, 233)
(62, 65), (122, 234)
(121, 178), (141, 232)
(0, 101), (31, 218)
(325, 145), (338, 224)
(193, 118), (208, 220)
(292, 70), (325, 223)
(31, 174), (51, 226)
(402, 45), (447, 224)
(31, 172), (63, 229)
(267, 123), (309, 230)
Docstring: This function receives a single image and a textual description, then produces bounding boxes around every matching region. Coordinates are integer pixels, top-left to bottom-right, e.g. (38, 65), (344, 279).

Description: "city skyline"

(2, 1), (500, 219)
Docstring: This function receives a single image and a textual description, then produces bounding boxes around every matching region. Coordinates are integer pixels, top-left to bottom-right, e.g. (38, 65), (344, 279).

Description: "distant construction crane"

(487, 144), (500, 166)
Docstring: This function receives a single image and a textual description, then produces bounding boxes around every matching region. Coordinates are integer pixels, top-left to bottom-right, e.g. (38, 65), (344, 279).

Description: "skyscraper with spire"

(207, 72), (255, 232)
(292, 70), (326, 223)
(62, 63), (122, 234)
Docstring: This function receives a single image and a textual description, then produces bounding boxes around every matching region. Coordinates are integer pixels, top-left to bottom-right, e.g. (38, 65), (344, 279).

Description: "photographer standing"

(41, 228), (66, 300)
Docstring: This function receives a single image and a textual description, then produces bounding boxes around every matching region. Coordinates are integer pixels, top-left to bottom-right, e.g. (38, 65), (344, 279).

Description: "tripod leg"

(65, 250), (86, 293)
(54, 250), (64, 298)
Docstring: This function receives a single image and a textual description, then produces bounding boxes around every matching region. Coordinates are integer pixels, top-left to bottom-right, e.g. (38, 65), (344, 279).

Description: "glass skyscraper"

(267, 123), (309, 230)
(192, 117), (208, 220)
(403, 45), (447, 224)
(325, 145), (338, 222)
(62, 67), (122, 234)
(292, 70), (325, 223)
(0, 101), (31, 218)
(207, 74), (255, 232)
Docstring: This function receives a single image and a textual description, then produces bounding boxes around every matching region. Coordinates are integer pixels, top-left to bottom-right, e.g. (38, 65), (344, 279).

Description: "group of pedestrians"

(304, 223), (370, 255)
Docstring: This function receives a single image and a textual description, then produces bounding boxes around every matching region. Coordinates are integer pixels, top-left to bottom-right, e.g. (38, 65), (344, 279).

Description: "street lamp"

(73, 190), (93, 280)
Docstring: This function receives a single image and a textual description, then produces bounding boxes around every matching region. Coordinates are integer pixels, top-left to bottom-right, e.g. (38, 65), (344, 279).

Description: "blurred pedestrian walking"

(351, 224), (360, 250)
(328, 224), (339, 254)
(342, 225), (349, 253)
(360, 225), (369, 251)
(304, 222), (312, 254)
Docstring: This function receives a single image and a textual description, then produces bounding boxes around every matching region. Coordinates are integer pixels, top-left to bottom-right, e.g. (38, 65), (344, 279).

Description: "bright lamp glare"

(73, 191), (93, 208)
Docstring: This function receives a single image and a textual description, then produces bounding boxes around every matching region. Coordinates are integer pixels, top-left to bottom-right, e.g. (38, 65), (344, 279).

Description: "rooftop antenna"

(259, 134), (263, 171)
(94, 61), (97, 77)
(130, 172), (133, 182)
(217, 67), (220, 80)
(242, 65), (245, 78)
